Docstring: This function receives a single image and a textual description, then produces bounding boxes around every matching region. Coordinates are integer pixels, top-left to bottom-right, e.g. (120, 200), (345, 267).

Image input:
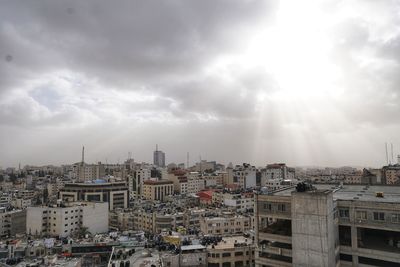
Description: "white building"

(187, 172), (205, 194)
(223, 193), (255, 213)
(261, 163), (295, 186)
(232, 163), (257, 189)
(26, 202), (108, 238)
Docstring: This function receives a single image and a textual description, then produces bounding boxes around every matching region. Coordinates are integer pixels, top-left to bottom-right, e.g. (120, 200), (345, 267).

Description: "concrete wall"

(82, 202), (108, 234)
(291, 190), (337, 267)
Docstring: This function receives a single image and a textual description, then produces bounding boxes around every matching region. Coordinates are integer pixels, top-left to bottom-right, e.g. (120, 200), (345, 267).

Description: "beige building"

(26, 202), (108, 238)
(200, 214), (253, 235)
(168, 171), (189, 194)
(12, 198), (32, 209)
(187, 172), (205, 194)
(59, 181), (128, 210)
(142, 180), (174, 201)
(207, 236), (255, 267)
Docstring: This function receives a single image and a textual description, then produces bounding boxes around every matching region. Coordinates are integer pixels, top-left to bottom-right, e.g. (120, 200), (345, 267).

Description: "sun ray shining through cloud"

(1, 0), (400, 167)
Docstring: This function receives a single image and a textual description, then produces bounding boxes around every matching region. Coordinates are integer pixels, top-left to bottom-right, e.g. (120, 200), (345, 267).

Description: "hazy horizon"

(1, 1), (400, 168)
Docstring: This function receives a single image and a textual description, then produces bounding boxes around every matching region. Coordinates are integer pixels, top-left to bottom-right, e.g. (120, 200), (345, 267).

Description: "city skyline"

(1, 1), (400, 168)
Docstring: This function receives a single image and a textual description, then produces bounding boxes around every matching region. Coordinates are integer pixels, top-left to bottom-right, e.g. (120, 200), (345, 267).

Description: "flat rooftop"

(269, 184), (400, 203)
(207, 236), (253, 250)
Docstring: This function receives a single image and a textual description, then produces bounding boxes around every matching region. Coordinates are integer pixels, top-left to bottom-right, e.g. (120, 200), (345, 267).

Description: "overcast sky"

(1, 0), (400, 168)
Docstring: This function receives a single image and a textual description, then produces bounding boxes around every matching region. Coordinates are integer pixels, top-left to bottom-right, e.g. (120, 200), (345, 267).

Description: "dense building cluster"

(0, 147), (399, 266)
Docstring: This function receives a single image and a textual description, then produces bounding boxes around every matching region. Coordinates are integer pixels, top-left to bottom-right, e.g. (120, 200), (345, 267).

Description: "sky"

(1, 0), (400, 168)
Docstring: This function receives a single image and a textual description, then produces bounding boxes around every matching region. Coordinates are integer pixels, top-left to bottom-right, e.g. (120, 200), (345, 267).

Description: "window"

(278, 204), (286, 212)
(391, 214), (400, 223)
(373, 212), (385, 221)
(222, 252), (231, 257)
(355, 211), (367, 220)
(339, 209), (349, 218)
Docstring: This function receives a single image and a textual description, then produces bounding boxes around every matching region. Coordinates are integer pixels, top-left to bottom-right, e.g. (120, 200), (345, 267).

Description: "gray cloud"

(1, 0), (400, 168)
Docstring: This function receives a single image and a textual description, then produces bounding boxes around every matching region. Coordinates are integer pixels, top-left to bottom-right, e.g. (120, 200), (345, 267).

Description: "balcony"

(358, 228), (400, 254)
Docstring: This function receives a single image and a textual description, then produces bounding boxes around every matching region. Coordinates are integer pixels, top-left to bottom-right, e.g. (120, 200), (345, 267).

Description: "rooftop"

(268, 184), (400, 203)
(207, 236), (253, 250)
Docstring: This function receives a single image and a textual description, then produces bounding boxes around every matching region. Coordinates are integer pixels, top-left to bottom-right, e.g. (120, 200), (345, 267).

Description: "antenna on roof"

(385, 142), (389, 165)
(156, 144), (158, 152)
(391, 143), (394, 165)
(187, 152), (189, 169)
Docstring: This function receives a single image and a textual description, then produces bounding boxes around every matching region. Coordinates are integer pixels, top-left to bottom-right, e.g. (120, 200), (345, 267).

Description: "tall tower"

(153, 145), (165, 167)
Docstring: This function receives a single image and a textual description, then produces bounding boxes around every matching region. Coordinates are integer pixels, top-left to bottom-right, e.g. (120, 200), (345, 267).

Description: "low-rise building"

(200, 214), (253, 235)
(26, 201), (108, 238)
(59, 181), (128, 210)
(0, 208), (26, 238)
(207, 236), (255, 267)
(142, 180), (174, 201)
(162, 244), (207, 267)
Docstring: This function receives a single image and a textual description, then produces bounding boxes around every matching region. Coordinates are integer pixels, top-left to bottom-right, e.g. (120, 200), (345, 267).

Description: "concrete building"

(26, 202), (108, 238)
(0, 193), (12, 208)
(194, 160), (217, 173)
(255, 184), (400, 267)
(59, 181), (128, 210)
(0, 208), (26, 238)
(12, 198), (32, 209)
(142, 180), (174, 201)
(187, 172), (205, 194)
(128, 167), (151, 199)
(261, 163), (295, 186)
(383, 164), (400, 185)
(207, 236), (255, 267)
(168, 170), (189, 194)
(200, 214), (253, 236)
(153, 145), (166, 167)
(232, 164), (257, 189)
(162, 244), (207, 267)
(47, 181), (65, 197)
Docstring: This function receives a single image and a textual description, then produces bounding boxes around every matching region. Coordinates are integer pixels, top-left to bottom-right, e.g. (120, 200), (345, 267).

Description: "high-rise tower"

(153, 144), (165, 167)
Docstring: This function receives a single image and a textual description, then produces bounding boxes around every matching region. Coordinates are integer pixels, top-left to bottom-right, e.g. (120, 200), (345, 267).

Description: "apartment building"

(168, 170), (189, 194)
(187, 172), (205, 194)
(142, 180), (174, 201)
(212, 190), (255, 213)
(128, 167), (152, 199)
(59, 181), (128, 210)
(200, 214), (253, 235)
(26, 202), (108, 238)
(255, 184), (400, 267)
(231, 164), (257, 189)
(72, 162), (106, 182)
(207, 236), (255, 267)
(383, 164), (400, 185)
(261, 163), (295, 186)
(0, 208), (26, 238)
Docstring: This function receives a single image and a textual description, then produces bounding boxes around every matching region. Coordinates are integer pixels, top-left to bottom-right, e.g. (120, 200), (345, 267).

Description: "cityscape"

(0, 146), (400, 266)
(1, 1), (400, 267)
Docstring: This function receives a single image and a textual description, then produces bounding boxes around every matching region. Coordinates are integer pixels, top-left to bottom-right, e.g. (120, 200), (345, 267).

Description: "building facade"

(255, 184), (400, 267)
(59, 181), (128, 210)
(26, 202), (108, 238)
(142, 180), (174, 201)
